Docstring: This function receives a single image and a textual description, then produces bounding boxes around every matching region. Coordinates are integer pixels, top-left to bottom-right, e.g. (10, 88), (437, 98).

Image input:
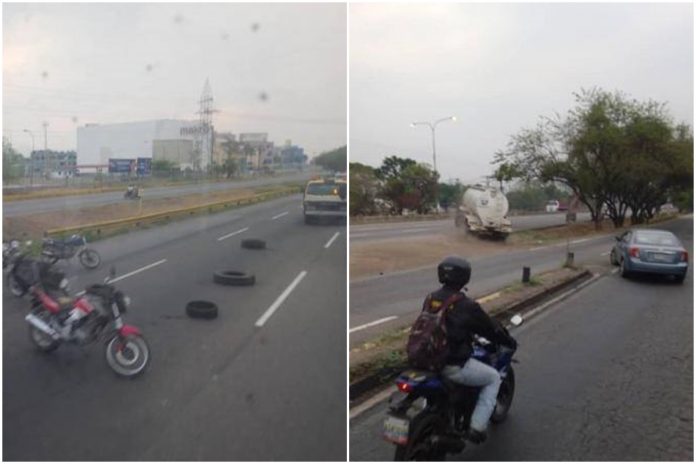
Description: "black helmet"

(437, 256), (471, 288)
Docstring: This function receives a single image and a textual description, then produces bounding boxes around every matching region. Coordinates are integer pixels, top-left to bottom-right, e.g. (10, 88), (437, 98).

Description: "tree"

(313, 146), (346, 172)
(151, 159), (178, 177)
(438, 180), (464, 212)
(3, 137), (25, 180)
(349, 162), (379, 216)
(375, 155), (416, 181)
(493, 88), (692, 228)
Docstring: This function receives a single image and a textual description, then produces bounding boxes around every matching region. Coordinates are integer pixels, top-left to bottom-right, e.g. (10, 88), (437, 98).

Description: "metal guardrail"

(45, 187), (300, 238)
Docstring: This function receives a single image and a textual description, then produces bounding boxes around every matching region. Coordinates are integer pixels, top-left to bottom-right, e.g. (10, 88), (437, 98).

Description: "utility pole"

(42, 121), (49, 178)
(23, 129), (35, 186)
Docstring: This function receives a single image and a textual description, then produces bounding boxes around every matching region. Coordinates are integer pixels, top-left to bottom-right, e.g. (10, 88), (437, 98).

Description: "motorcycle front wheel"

(491, 366), (515, 424)
(394, 413), (448, 461)
(105, 334), (150, 378)
(78, 248), (101, 269)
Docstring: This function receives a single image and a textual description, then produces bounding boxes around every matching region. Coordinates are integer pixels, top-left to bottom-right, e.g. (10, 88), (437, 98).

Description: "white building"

(76, 120), (213, 172)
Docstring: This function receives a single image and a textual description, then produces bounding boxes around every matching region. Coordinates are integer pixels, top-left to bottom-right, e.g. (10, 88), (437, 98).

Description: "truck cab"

(303, 178), (347, 224)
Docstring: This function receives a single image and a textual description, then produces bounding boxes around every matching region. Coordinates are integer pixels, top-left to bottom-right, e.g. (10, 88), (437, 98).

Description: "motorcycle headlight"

(59, 278), (69, 289)
(123, 296), (131, 307)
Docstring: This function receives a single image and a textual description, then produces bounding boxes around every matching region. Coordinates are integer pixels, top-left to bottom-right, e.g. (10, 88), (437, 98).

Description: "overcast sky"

(3, 3), (346, 158)
(350, 3), (693, 184)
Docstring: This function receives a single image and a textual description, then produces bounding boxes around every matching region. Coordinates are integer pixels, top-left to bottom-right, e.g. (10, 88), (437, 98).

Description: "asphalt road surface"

(3, 171), (313, 217)
(3, 194), (346, 460)
(350, 217), (692, 461)
(350, 216), (690, 344)
(350, 212), (593, 243)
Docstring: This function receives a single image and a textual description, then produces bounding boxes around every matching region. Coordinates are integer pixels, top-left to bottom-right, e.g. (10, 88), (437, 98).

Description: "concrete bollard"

(522, 266), (531, 283)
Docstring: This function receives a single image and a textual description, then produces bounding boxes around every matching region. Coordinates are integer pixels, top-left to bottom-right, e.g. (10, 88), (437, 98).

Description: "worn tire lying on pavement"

(213, 270), (256, 286)
(186, 300), (219, 319)
(240, 239), (266, 250)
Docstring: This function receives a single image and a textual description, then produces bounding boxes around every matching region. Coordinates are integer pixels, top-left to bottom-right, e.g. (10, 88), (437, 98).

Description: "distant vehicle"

(124, 185), (140, 199)
(41, 234), (101, 269)
(557, 202), (568, 212)
(545, 200), (560, 213)
(610, 229), (688, 283)
(303, 177), (347, 224)
(455, 185), (512, 239)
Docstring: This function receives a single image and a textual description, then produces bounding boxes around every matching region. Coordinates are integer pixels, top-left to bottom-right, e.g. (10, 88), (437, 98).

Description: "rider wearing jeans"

(432, 256), (517, 443)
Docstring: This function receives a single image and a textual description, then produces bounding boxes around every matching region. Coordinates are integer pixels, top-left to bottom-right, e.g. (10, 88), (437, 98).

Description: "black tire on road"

(213, 270), (256, 286)
(79, 248), (101, 269)
(491, 367), (515, 424)
(28, 311), (60, 352)
(185, 300), (219, 319)
(241, 239), (266, 250)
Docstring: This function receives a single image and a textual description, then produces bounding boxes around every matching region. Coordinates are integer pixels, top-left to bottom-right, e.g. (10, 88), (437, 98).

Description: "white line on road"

(255, 270), (308, 328)
(350, 385), (397, 419)
(324, 232), (340, 249)
(529, 245), (553, 251)
(349, 316), (398, 333)
(217, 227), (249, 241)
(612, 268), (619, 274)
(75, 259), (168, 295)
(600, 251), (610, 256)
(110, 259), (168, 284)
(571, 238), (592, 244)
(271, 211), (289, 220)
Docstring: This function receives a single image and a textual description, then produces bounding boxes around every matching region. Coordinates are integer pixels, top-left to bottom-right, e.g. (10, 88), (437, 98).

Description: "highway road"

(350, 212), (593, 243)
(350, 216), (691, 344)
(3, 171), (312, 217)
(350, 216), (693, 461)
(3, 194), (346, 460)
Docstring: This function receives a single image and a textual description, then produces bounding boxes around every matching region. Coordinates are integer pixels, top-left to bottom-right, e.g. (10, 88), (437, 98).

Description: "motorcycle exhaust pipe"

(25, 314), (60, 339)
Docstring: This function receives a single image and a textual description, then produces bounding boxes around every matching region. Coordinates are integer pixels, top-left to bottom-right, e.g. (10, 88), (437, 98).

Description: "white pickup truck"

(303, 178), (347, 224)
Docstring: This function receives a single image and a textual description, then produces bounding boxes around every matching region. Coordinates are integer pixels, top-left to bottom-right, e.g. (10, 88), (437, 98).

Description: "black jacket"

(429, 286), (516, 366)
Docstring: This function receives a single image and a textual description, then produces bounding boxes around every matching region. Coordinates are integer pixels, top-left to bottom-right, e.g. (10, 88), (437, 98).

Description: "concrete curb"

(348, 268), (593, 405)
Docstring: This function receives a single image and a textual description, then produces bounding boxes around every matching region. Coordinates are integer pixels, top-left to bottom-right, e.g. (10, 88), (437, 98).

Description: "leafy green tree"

(375, 156), (416, 181)
(349, 162), (379, 216)
(313, 146), (346, 172)
(494, 88), (692, 228)
(3, 137), (25, 180)
(438, 180), (464, 211)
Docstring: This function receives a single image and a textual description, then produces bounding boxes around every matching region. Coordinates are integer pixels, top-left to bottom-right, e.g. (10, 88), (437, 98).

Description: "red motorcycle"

(24, 264), (150, 378)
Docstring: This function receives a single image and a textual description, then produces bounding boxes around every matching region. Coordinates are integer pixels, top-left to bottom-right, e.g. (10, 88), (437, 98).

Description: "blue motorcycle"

(383, 316), (522, 461)
(41, 234), (101, 270)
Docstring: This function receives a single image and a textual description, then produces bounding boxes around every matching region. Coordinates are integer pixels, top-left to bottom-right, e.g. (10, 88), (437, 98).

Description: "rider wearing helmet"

(432, 256), (517, 443)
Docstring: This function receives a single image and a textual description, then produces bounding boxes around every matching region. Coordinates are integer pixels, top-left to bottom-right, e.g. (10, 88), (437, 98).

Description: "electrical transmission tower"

(193, 78), (217, 171)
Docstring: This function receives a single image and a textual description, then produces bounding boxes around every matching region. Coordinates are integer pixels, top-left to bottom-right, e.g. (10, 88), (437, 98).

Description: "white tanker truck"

(454, 184), (512, 239)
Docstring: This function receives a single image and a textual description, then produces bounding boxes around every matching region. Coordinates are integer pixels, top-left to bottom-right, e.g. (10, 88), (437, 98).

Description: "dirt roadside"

(350, 215), (680, 280)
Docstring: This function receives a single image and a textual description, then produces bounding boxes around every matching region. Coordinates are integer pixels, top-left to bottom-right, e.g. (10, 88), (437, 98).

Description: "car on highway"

(302, 177), (347, 224)
(610, 229), (688, 283)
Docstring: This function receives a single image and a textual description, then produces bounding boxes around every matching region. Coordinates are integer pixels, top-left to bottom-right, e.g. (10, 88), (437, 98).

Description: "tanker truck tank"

(454, 184), (512, 239)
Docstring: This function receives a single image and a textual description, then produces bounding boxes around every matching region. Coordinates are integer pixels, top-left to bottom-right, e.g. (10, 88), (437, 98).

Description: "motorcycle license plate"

(382, 415), (409, 445)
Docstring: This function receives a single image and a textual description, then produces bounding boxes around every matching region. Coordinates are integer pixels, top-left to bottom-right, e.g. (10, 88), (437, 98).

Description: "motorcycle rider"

(126, 184), (139, 198)
(431, 256), (517, 444)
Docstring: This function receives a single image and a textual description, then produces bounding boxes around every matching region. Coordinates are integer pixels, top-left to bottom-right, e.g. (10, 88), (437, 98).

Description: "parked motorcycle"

(4, 240), (39, 297)
(24, 265), (150, 378)
(41, 234), (101, 269)
(383, 315), (523, 461)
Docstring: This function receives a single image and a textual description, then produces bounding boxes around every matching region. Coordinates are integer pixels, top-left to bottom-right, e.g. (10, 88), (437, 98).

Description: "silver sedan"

(610, 229), (688, 283)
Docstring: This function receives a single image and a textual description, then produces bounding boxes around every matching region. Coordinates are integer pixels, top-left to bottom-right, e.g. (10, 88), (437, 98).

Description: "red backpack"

(406, 292), (462, 371)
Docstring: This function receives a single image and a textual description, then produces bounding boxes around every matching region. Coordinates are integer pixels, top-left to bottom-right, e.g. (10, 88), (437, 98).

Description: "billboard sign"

(136, 157), (152, 176)
(108, 158), (136, 174)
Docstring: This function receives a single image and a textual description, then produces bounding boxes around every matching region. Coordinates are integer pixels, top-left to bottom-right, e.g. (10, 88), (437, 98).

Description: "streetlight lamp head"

(410, 122), (416, 128)
(451, 116), (457, 122)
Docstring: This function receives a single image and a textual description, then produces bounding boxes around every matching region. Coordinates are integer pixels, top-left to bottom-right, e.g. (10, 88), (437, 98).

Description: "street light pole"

(23, 129), (35, 186)
(411, 116), (456, 211)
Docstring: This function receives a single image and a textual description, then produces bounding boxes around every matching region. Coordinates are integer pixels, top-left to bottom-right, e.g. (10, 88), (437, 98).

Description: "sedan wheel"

(619, 259), (630, 278)
(609, 249), (618, 265)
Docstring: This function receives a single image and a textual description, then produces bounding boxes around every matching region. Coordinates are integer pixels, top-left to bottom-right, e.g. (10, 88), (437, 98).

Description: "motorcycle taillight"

(396, 381), (413, 393)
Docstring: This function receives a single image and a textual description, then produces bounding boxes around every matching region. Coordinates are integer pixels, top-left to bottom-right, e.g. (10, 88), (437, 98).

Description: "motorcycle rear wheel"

(28, 312), (60, 352)
(105, 334), (150, 378)
(7, 273), (26, 297)
(79, 249), (101, 269)
(394, 413), (448, 461)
